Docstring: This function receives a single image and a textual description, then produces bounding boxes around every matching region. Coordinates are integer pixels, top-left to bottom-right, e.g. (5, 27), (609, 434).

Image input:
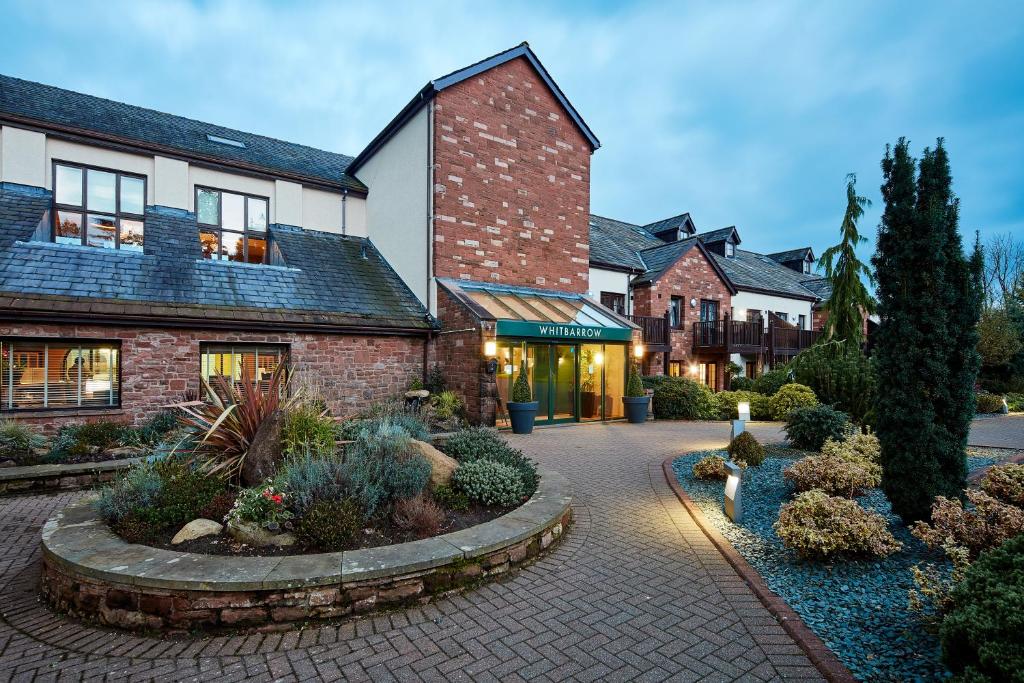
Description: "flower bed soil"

(672, 444), (1012, 682)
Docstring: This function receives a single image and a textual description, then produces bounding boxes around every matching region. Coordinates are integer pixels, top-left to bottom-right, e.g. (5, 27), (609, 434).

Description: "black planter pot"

(622, 396), (650, 424)
(507, 401), (540, 434)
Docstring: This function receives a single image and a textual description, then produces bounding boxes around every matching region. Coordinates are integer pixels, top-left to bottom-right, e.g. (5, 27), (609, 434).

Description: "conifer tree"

(820, 174), (875, 347)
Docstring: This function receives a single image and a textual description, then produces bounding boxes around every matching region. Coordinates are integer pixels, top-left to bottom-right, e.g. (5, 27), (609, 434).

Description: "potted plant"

(507, 359), (539, 434)
(622, 363), (650, 424)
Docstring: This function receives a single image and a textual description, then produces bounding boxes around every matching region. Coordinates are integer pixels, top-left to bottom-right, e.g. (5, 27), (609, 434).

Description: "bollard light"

(724, 461), (743, 522)
(731, 418), (746, 440)
(737, 401), (751, 421)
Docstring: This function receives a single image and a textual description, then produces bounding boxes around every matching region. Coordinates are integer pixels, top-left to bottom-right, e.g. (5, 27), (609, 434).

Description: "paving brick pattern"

(0, 421), (827, 682)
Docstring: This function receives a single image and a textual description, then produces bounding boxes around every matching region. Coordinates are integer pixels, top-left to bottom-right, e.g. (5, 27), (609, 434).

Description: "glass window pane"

(48, 345), (79, 407)
(247, 197), (267, 233)
(119, 219), (144, 252)
(197, 188), (220, 225)
(223, 193), (244, 230)
(86, 169), (116, 213)
(246, 237), (266, 264)
(55, 165), (83, 206)
(221, 231), (244, 261)
(200, 231), (219, 259)
(86, 215), (117, 249)
(81, 346), (118, 407)
(10, 341), (46, 409)
(120, 176), (144, 215)
(55, 211), (83, 244)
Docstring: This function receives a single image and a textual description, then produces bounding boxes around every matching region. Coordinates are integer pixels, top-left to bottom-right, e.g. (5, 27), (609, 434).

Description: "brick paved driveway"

(0, 421), (824, 682)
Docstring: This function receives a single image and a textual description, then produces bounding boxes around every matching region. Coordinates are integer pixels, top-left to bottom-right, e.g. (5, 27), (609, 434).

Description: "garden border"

(661, 457), (855, 683)
(0, 458), (140, 495)
(39, 468), (572, 632)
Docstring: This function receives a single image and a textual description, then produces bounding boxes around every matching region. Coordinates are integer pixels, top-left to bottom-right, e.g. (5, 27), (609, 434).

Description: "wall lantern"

(594, 352), (604, 366)
(633, 344), (645, 359)
(483, 340), (497, 357)
(690, 298), (697, 308)
(737, 401), (751, 421)
(689, 363), (699, 376)
(724, 461), (744, 522)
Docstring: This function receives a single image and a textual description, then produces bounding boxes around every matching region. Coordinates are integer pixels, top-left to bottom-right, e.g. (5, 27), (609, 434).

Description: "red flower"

(262, 490), (272, 499)
(271, 494), (283, 504)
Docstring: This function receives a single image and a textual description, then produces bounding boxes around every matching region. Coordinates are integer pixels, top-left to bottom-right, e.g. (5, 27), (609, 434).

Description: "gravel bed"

(672, 445), (1006, 682)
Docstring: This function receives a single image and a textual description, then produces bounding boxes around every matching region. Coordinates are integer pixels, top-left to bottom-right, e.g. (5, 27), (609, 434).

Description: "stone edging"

(660, 457), (855, 683)
(0, 458), (140, 495)
(40, 468), (572, 632)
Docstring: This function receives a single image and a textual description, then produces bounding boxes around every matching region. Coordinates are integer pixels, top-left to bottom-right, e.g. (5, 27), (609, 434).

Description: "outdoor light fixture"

(484, 340), (497, 357)
(633, 344), (645, 358)
(724, 461), (743, 522)
(690, 298), (697, 308)
(689, 363), (698, 376)
(594, 352), (604, 365)
(737, 401), (751, 421)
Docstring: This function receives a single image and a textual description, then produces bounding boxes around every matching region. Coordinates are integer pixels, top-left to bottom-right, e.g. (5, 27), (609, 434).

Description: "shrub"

(941, 534), (1024, 683)
(440, 427), (539, 497)
(511, 360), (533, 403)
(821, 431), (881, 464)
(337, 401), (430, 441)
(95, 462), (164, 527)
(784, 404), (851, 451)
(198, 491), (236, 522)
(730, 376), (755, 391)
(625, 363), (645, 398)
(640, 375), (669, 391)
(981, 463), (1024, 508)
(652, 377), (717, 420)
(692, 455), (728, 480)
(277, 450), (353, 515)
(452, 459), (526, 507)
(429, 390), (463, 421)
(714, 391), (769, 420)
(728, 431), (765, 467)
(392, 494), (445, 538)
(146, 458), (227, 529)
(296, 498), (363, 551)
(50, 420), (132, 458)
(911, 490), (1024, 561)
(975, 391), (1006, 414)
(1006, 393), (1024, 413)
(226, 482), (294, 531)
(281, 404), (336, 457)
(425, 364), (447, 394)
(769, 383), (818, 420)
(790, 342), (876, 426)
(432, 483), (470, 511)
(0, 419), (45, 464)
(774, 490), (902, 560)
(752, 365), (791, 396)
(345, 419), (431, 516)
(137, 410), (179, 445)
(783, 455), (881, 497)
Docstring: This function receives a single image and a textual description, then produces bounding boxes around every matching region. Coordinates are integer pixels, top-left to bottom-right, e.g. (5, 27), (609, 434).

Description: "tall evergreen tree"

(873, 139), (981, 522)
(820, 174), (875, 346)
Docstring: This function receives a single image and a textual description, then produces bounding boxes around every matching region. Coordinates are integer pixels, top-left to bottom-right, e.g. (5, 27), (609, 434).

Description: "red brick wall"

(432, 56), (592, 292)
(812, 304), (869, 338)
(430, 288), (496, 426)
(631, 246), (731, 389)
(3, 323), (425, 434)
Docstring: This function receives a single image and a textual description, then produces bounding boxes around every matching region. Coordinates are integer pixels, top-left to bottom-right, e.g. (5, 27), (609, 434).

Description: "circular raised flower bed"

(40, 469), (571, 632)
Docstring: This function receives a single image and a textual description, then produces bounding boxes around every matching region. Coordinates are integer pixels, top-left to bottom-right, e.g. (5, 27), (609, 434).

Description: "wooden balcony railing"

(692, 317), (820, 354)
(627, 313), (671, 347)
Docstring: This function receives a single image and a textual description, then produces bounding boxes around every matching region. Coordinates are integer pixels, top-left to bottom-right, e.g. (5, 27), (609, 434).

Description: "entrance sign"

(496, 320), (633, 341)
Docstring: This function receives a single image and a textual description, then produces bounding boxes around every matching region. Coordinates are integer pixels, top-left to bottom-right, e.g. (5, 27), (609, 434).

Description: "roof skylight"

(206, 134), (246, 148)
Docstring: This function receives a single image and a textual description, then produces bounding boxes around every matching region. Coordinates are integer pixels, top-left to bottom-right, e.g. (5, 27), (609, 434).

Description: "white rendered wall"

(0, 126), (46, 187)
(731, 291), (814, 329)
(587, 267), (632, 313)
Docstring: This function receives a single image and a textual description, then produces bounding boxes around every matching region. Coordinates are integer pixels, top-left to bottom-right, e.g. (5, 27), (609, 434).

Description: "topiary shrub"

(911, 490), (1024, 561)
(281, 404), (336, 457)
(940, 534), (1024, 683)
(714, 390), (770, 421)
(974, 391), (1005, 414)
(0, 419), (45, 465)
(511, 360), (533, 403)
(728, 431), (765, 467)
(625, 363), (645, 398)
(652, 377), (716, 420)
(783, 454), (881, 497)
(296, 498), (363, 551)
(774, 490), (902, 560)
(769, 383), (818, 420)
(784, 404), (851, 451)
(692, 455), (729, 480)
(981, 463), (1024, 508)
(432, 483), (470, 511)
(392, 494), (445, 538)
(452, 459), (526, 507)
(752, 365), (791, 396)
(440, 427), (538, 497)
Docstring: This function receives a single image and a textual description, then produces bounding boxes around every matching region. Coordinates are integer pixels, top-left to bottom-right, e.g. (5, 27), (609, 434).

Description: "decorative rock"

(405, 390), (430, 400)
(241, 411), (283, 486)
(170, 519), (224, 545)
(227, 519), (296, 547)
(103, 445), (145, 459)
(0, 459), (15, 468)
(409, 439), (457, 487)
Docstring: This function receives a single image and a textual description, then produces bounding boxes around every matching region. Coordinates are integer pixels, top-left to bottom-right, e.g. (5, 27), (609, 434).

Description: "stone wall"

(4, 322), (425, 433)
(432, 56), (592, 293)
(431, 287), (497, 426)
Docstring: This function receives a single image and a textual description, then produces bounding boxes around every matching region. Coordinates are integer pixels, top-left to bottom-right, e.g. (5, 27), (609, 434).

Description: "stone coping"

(0, 457), (140, 482)
(42, 468), (571, 593)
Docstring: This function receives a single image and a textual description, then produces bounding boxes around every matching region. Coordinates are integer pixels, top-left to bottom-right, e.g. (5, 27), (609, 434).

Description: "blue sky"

(2, 0), (1021, 261)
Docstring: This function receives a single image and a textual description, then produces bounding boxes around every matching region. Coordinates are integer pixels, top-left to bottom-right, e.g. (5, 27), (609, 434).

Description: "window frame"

(669, 296), (685, 328)
(798, 314), (807, 330)
(199, 343), (289, 391)
(51, 160), (147, 251)
(599, 291), (626, 315)
(1, 337), (122, 412)
(194, 186), (270, 264)
(725, 241), (735, 258)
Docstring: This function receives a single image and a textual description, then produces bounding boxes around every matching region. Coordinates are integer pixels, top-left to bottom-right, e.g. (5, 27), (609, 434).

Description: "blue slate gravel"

(672, 446), (1003, 682)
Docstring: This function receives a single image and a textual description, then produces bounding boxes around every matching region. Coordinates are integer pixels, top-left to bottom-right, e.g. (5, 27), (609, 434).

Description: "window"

(52, 162), (145, 251)
(725, 241), (735, 257)
(798, 314), (807, 330)
(1, 339), (119, 410)
(196, 187), (269, 264)
(698, 362), (717, 389)
(745, 361), (757, 379)
(700, 299), (719, 322)
(200, 344), (286, 393)
(775, 311), (789, 323)
(746, 309), (762, 324)
(669, 296), (685, 328)
(600, 291), (626, 315)
(668, 361), (685, 377)
(803, 258), (812, 274)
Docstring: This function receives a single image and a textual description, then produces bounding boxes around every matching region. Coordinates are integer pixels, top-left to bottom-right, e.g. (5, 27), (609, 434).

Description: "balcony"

(692, 318), (819, 355)
(627, 313), (671, 351)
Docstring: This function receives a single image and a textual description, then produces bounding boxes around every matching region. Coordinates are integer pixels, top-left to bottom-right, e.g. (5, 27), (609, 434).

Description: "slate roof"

(0, 74), (365, 193)
(766, 247), (814, 263)
(709, 249), (819, 300)
(588, 214), (664, 271)
(0, 183), (430, 330)
(800, 276), (832, 302)
(642, 212), (694, 236)
(632, 238), (700, 285)
(694, 227), (740, 245)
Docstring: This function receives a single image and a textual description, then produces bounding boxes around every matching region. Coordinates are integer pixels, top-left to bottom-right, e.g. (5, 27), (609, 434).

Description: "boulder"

(226, 519), (296, 547)
(240, 410), (283, 487)
(410, 439), (457, 487)
(171, 518), (224, 545)
(103, 445), (145, 460)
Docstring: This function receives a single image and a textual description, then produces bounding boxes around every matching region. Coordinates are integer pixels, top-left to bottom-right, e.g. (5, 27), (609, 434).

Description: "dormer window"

(725, 241), (735, 258)
(52, 162), (145, 251)
(803, 257), (812, 274)
(196, 187), (269, 264)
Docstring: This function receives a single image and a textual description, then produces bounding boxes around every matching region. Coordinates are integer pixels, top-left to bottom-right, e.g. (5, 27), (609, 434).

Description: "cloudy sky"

(2, 0), (1021, 261)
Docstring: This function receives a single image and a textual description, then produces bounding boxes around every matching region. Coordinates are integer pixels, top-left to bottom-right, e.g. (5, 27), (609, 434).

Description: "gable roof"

(0, 183), (430, 331)
(588, 214), (664, 271)
(0, 74), (365, 193)
(767, 247), (814, 263)
(632, 238), (736, 293)
(695, 226), (741, 245)
(710, 249), (819, 301)
(348, 43), (599, 175)
(800, 276), (832, 302)
(642, 212), (695, 237)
